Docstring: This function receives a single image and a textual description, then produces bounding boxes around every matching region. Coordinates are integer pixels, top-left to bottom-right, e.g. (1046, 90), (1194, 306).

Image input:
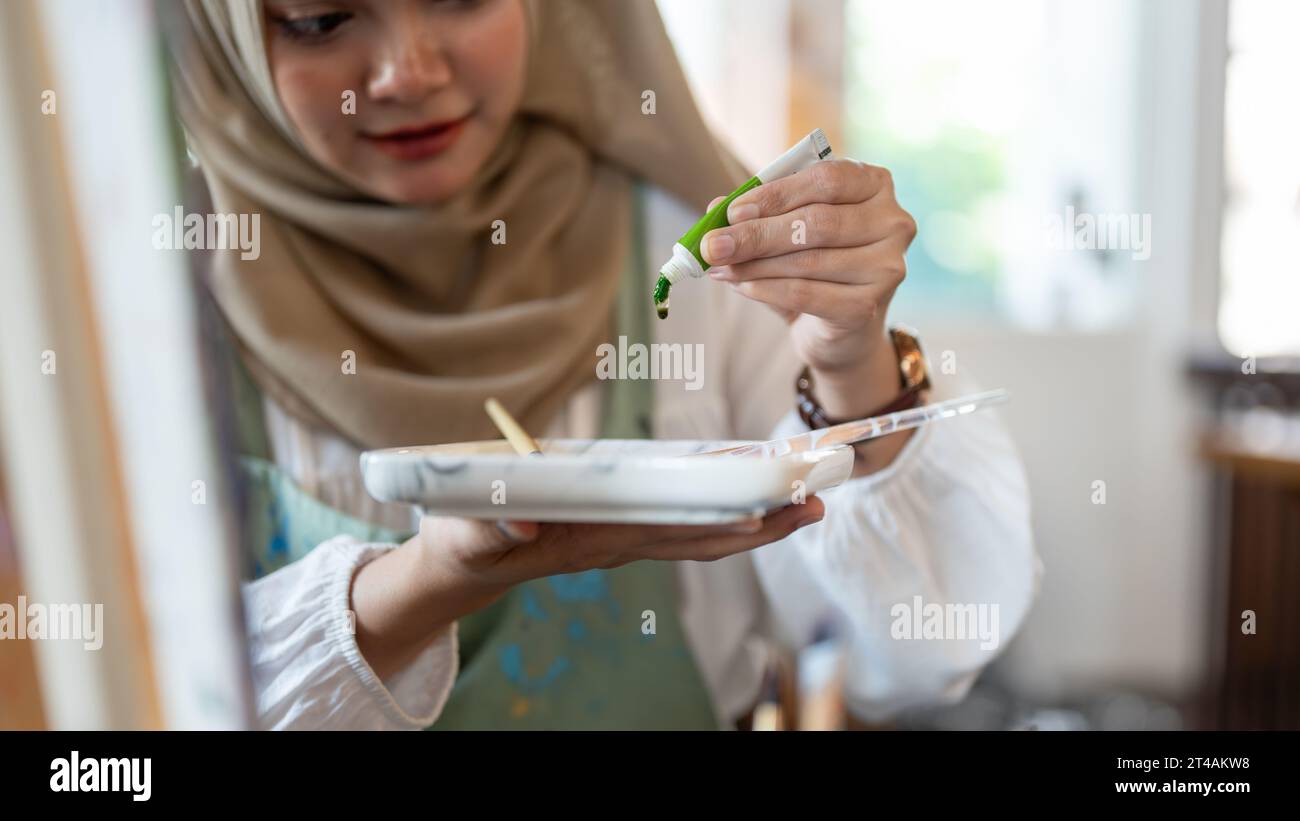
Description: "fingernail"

(727, 202), (759, 223)
(496, 520), (527, 541)
(793, 514), (824, 531)
(707, 266), (731, 280)
(704, 233), (734, 263)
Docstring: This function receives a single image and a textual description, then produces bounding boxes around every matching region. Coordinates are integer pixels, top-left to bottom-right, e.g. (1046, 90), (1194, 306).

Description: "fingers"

(703, 192), (915, 269)
(489, 516), (766, 577)
(537, 516), (768, 557)
(426, 497), (827, 580)
(728, 160), (892, 223)
(649, 497), (827, 562)
(525, 497), (824, 566)
(710, 239), (910, 286)
(727, 278), (887, 325)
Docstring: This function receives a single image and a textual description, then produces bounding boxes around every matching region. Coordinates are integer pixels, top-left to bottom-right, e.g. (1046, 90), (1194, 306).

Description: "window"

(845, 0), (1143, 329)
(1218, 0), (1300, 357)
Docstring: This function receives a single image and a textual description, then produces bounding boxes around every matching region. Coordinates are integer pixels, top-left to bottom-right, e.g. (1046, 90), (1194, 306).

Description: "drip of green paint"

(653, 274), (671, 319)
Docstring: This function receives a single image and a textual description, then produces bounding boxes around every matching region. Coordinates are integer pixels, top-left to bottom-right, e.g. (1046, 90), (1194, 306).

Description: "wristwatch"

(795, 326), (931, 429)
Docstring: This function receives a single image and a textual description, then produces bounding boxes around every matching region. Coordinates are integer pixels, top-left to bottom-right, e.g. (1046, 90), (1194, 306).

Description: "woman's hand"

(701, 159), (917, 423)
(351, 500), (825, 678)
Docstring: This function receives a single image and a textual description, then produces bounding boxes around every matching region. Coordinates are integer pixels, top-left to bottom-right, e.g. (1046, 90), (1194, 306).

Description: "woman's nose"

(368, 28), (453, 103)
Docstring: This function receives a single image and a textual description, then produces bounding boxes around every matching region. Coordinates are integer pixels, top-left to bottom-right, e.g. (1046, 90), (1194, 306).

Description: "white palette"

(360, 438), (855, 524)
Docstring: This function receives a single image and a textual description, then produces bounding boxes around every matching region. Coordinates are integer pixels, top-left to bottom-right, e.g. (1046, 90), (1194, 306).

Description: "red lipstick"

(363, 115), (469, 161)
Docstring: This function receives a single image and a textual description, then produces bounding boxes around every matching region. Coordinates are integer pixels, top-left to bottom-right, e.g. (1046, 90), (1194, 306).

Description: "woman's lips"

(363, 116), (469, 161)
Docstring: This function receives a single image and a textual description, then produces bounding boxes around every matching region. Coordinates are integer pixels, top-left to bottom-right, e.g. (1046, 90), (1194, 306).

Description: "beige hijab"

(163, 0), (748, 449)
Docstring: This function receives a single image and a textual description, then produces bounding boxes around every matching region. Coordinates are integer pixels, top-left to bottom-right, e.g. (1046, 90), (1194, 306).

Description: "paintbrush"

(484, 397), (544, 457)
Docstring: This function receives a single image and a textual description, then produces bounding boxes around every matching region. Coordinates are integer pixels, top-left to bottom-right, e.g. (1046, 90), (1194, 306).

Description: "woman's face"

(264, 0), (528, 204)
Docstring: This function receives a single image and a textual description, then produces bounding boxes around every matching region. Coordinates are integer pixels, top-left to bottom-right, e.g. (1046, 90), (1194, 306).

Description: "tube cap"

(660, 243), (705, 285)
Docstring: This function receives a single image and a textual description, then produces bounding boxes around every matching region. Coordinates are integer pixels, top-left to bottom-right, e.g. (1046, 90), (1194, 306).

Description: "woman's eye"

(273, 11), (352, 42)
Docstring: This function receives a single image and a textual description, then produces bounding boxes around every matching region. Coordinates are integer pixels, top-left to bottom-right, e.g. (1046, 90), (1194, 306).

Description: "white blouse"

(241, 186), (1042, 730)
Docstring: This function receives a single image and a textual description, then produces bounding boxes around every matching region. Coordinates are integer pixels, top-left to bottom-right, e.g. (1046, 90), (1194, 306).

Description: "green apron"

(225, 183), (721, 730)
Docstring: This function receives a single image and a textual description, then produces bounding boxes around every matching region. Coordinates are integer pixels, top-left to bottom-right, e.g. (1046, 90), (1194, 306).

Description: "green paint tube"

(653, 128), (834, 319)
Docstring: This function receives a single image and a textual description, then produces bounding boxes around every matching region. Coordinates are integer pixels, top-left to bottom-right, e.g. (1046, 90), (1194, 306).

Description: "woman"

(164, 0), (1039, 729)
